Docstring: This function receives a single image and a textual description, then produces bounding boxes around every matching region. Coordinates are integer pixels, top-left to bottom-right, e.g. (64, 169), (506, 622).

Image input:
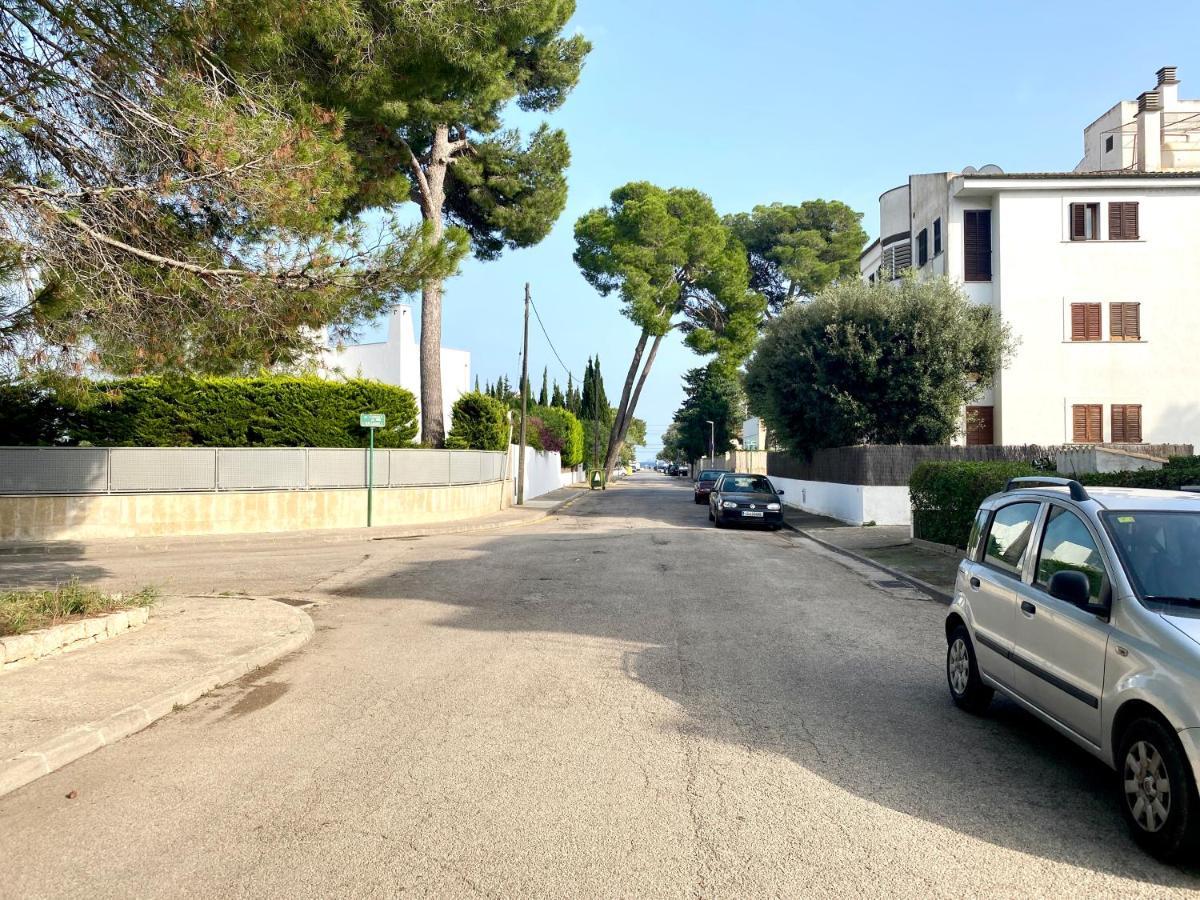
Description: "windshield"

(720, 475), (773, 494)
(698, 470), (723, 482)
(1102, 511), (1200, 607)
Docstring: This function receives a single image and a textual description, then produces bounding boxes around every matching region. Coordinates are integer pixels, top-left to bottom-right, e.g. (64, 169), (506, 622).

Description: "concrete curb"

(370, 490), (586, 542)
(785, 524), (953, 605)
(1, 606), (150, 671)
(0, 604), (314, 800)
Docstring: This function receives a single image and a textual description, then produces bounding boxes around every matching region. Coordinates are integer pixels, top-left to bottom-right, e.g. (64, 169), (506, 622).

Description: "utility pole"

(516, 283), (531, 505)
(706, 419), (715, 466)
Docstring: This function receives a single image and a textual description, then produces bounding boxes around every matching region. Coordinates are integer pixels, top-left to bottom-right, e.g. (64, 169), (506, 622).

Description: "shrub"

(0, 376), (419, 448)
(532, 405), (584, 467)
(0, 382), (71, 445)
(909, 460), (1037, 548)
(1077, 457), (1200, 491)
(446, 391), (509, 451)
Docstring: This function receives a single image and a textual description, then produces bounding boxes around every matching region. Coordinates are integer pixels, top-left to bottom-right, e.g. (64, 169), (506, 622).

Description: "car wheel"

(946, 624), (993, 715)
(708, 508), (714, 521)
(1118, 716), (1200, 861)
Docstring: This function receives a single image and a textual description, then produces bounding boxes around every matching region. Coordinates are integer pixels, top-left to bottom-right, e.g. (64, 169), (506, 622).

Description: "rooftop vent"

(1157, 66), (1179, 86)
(1138, 90), (1162, 113)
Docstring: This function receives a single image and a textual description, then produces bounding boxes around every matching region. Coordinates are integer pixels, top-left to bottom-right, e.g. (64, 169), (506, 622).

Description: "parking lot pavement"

(1, 473), (1197, 896)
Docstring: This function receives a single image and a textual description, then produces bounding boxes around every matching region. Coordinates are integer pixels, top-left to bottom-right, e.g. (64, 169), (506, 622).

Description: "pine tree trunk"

(603, 330), (648, 475)
(417, 125), (451, 447)
(604, 331), (662, 475)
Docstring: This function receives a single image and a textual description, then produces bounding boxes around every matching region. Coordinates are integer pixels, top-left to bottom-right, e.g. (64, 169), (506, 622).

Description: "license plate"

(742, 511), (764, 518)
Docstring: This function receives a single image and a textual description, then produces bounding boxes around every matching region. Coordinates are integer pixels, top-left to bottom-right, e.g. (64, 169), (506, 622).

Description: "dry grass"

(0, 581), (157, 637)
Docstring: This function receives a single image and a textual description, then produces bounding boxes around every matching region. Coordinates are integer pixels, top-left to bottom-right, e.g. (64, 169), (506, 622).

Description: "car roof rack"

(1004, 476), (1090, 502)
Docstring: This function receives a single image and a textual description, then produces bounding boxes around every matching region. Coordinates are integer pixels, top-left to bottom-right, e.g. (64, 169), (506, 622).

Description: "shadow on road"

(0, 542), (110, 590)
(340, 477), (1200, 887)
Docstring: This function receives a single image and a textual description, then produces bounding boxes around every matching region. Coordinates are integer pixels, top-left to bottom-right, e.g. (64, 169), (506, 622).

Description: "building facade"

(319, 306), (471, 436)
(861, 67), (1200, 449)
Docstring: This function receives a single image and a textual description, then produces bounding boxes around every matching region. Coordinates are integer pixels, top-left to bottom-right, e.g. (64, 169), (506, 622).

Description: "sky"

(362, 0), (1200, 457)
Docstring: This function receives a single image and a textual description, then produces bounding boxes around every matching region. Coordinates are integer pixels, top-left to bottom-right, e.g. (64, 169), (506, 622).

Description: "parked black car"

(708, 473), (785, 530)
(693, 469), (725, 504)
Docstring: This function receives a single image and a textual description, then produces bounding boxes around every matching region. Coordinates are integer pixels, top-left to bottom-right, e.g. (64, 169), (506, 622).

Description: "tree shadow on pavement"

(342, 480), (1200, 888)
(0, 543), (110, 590)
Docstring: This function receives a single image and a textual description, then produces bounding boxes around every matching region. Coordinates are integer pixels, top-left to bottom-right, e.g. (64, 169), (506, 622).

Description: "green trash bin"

(590, 469), (603, 490)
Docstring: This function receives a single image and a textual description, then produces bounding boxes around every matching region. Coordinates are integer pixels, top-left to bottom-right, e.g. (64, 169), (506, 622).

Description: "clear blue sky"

(370, 0), (1200, 455)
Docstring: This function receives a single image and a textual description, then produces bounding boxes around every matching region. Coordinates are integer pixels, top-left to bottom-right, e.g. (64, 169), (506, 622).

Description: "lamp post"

(705, 419), (715, 466)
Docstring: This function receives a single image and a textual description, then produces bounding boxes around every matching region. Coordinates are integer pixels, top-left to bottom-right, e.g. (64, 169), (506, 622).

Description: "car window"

(966, 507), (989, 561)
(1036, 507), (1106, 600)
(1103, 511), (1200, 603)
(983, 502), (1040, 576)
(720, 475), (773, 494)
(698, 470), (723, 481)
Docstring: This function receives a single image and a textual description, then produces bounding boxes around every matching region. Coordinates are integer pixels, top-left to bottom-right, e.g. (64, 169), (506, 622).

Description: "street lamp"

(705, 419), (715, 464)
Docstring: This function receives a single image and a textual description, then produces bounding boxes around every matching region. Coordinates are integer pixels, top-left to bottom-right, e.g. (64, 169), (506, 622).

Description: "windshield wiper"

(1144, 595), (1200, 607)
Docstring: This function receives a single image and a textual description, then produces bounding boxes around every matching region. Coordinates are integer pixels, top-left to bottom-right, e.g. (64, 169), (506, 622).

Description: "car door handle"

(1020, 600), (1037, 617)
(969, 577), (981, 590)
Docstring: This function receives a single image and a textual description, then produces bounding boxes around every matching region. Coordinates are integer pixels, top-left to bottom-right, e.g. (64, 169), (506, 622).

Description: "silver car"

(946, 476), (1200, 861)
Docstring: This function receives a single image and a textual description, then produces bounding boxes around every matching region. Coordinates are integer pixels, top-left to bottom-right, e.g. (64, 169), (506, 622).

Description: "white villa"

(860, 66), (1200, 449)
(319, 305), (471, 434)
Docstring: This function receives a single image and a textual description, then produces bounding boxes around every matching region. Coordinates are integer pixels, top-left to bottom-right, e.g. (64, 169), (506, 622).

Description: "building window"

(881, 242), (911, 280)
(1070, 303), (1102, 341)
(1105, 135), (1115, 152)
(1110, 302), (1141, 340)
(1111, 405), (1143, 443)
(963, 210), (992, 282)
(917, 229), (928, 267)
(933, 218), (942, 255)
(965, 405), (994, 446)
(1069, 203), (1100, 241)
(1072, 404), (1103, 443)
(1109, 202), (1140, 240)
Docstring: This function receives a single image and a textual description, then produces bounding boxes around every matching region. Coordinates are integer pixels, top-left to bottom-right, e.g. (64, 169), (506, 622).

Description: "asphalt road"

(2, 475), (1199, 897)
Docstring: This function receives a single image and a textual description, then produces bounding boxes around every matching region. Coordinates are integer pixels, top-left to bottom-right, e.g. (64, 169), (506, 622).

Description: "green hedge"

(0, 377), (419, 448)
(909, 461), (1037, 548)
(531, 405), (584, 468)
(910, 456), (1200, 548)
(446, 392), (509, 451)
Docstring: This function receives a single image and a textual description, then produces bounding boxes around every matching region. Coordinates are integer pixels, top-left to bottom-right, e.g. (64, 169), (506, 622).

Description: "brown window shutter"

(966, 406), (994, 446)
(1073, 404), (1102, 442)
(1071, 204), (1086, 240)
(1111, 406), (1127, 442)
(1128, 404), (1142, 442)
(1125, 302), (1140, 339)
(964, 210), (992, 281)
(1088, 304), (1101, 340)
(1109, 202), (1140, 240)
(1075, 307), (1094, 340)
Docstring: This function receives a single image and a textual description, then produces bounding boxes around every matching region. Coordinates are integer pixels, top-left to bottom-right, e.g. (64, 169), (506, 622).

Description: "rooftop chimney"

(1136, 90), (1163, 171)
(1157, 66), (1180, 109)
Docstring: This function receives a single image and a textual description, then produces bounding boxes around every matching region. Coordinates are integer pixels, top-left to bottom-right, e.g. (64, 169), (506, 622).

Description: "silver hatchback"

(946, 476), (1200, 861)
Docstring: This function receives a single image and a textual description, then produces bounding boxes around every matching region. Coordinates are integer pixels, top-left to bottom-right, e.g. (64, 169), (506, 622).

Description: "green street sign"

(359, 413), (386, 428)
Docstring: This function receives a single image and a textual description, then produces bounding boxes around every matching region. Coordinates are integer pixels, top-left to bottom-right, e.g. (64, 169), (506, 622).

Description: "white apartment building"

(319, 305), (471, 434)
(861, 66), (1200, 449)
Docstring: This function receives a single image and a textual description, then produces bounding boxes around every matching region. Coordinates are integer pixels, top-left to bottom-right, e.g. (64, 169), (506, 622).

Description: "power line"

(527, 297), (579, 384)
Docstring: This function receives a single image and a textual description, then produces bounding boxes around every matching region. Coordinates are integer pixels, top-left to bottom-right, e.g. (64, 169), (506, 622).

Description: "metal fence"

(766, 443), (1195, 487)
(0, 447), (507, 495)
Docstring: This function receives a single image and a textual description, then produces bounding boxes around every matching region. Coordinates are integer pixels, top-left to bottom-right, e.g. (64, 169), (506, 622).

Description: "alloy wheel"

(1125, 740), (1172, 833)
(948, 638), (970, 695)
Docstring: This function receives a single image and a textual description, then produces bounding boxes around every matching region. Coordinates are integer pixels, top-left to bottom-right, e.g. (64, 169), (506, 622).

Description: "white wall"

(771, 477), (911, 526)
(989, 183), (1200, 447)
(320, 306), (471, 434)
(509, 444), (564, 501)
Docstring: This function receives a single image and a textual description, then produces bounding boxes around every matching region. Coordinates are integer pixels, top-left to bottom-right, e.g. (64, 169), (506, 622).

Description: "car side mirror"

(1048, 570), (1109, 615)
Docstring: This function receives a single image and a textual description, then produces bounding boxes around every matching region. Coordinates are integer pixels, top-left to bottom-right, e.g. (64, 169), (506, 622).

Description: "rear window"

(983, 502), (1040, 575)
(698, 470), (723, 481)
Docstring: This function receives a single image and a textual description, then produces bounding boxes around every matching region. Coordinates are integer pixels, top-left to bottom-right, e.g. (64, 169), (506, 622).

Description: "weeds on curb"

(0, 581), (158, 637)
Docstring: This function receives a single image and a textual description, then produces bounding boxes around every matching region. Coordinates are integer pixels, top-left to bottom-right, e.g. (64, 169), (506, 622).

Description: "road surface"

(2, 475), (1197, 896)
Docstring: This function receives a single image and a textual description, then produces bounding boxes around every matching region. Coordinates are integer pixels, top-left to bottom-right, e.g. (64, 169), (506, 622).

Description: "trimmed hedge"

(0, 377), (419, 448)
(532, 405), (584, 468)
(446, 392), (509, 451)
(909, 460), (1037, 548)
(910, 456), (1200, 548)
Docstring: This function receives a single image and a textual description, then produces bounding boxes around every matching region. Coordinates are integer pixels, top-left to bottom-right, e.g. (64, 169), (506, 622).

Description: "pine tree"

(566, 372), (577, 414)
(538, 367), (549, 407)
(551, 381), (565, 408)
(474, 375), (480, 393)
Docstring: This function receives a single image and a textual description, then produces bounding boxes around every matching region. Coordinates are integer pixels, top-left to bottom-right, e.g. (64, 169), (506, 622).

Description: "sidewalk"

(0, 595), (312, 798)
(785, 510), (961, 601)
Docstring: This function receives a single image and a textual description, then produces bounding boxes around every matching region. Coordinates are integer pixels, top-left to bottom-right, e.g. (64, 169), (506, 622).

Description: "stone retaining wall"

(1, 606), (150, 670)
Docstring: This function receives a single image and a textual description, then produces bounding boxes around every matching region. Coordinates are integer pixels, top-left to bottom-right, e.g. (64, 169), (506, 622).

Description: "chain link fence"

(0, 447), (507, 495)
